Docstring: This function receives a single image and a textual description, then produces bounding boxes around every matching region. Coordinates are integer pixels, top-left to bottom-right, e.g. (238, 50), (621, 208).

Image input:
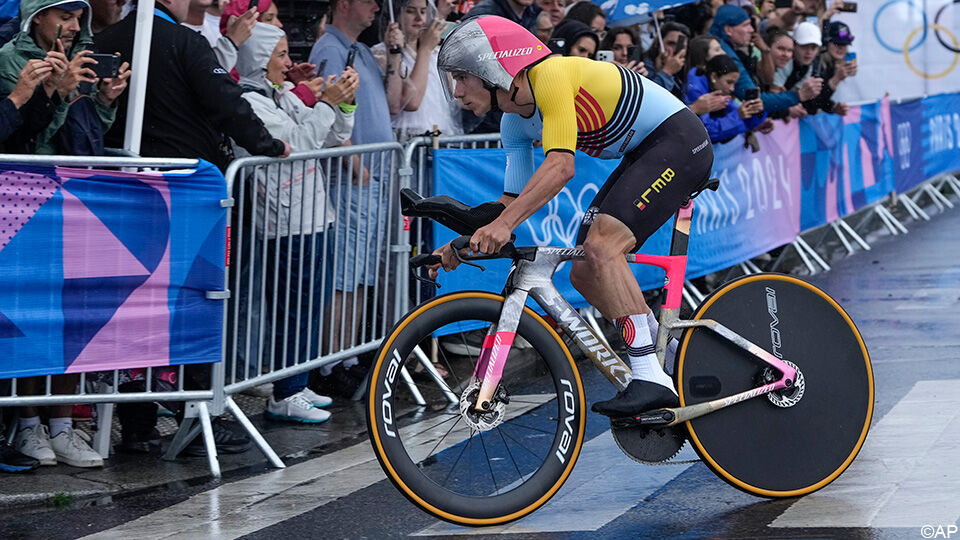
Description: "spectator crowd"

(0, 0), (858, 472)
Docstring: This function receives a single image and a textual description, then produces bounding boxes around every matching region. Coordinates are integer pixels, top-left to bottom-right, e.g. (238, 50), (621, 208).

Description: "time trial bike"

(365, 182), (874, 526)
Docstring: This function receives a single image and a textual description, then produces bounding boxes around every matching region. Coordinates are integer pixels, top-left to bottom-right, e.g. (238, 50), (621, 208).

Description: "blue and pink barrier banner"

(433, 93), (960, 308)
(0, 161), (227, 379)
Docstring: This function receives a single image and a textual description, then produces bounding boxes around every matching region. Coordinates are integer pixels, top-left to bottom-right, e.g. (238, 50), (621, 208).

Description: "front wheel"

(366, 291), (587, 526)
(676, 273), (874, 498)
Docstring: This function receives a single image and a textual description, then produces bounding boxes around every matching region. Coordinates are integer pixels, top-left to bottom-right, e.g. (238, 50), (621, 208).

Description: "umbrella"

(600, 0), (700, 28)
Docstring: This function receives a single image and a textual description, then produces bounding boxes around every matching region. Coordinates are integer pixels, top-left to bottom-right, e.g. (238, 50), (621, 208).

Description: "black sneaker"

(591, 380), (680, 418)
(116, 428), (161, 454)
(181, 419), (251, 456)
(1, 443), (40, 473)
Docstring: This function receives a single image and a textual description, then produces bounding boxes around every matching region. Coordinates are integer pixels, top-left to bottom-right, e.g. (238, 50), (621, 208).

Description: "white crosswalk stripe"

(80, 395), (553, 540)
(413, 434), (698, 536)
(771, 379), (960, 529)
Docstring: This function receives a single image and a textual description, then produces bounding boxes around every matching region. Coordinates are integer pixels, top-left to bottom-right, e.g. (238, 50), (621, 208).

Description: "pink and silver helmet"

(438, 16), (551, 92)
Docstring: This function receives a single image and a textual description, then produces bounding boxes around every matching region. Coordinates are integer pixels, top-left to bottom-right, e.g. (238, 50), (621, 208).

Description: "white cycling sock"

(615, 314), (676, 394)
(645, 312), (678, 376)
(49, 417), (72, 438)
(18, 416), (40, 431)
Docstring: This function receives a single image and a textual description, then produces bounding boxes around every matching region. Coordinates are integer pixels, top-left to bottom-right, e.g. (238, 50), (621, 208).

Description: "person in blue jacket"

(699, 54), (766, 144)
(708, 4), (816, 115)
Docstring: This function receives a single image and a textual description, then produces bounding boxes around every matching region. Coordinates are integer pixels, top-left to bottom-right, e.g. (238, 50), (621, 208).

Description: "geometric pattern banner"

(0, 160), (227, 379)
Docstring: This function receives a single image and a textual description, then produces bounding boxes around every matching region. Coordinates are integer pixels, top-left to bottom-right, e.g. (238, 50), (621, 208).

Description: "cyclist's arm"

(498, 62), (578, 230)
(498, 152), (575, 230)
(501, 113), (536, 197)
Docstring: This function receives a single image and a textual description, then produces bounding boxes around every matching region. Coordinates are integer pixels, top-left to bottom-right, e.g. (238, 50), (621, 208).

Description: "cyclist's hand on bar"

(428, 242), (462, 279)
(470, 218), (511, 255)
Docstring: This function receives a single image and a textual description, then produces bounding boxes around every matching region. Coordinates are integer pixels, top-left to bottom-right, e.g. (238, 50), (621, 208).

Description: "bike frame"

(471, 201), (799, 426)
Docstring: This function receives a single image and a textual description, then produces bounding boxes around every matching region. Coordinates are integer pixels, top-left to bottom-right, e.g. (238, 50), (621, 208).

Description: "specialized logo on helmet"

(477, 46), (539, 62)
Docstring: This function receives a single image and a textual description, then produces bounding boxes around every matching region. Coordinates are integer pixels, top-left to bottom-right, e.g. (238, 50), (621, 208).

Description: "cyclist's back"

(503, 55), (685, 161)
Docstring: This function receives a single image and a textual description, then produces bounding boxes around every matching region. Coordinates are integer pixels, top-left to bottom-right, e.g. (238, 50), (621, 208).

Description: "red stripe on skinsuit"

(575, 94), (600, 131)
(580, 89), (607, 125)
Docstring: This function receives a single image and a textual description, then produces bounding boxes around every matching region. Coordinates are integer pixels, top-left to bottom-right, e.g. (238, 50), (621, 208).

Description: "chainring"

(611, 423), (688, 465)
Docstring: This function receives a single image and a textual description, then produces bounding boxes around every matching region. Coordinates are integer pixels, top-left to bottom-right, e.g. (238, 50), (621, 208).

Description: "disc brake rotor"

(459, 381), (507, 432)
(611, 423), (688, 465)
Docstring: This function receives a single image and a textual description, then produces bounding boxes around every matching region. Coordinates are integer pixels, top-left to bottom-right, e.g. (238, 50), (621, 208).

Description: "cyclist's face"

(453, 73), (491, 114)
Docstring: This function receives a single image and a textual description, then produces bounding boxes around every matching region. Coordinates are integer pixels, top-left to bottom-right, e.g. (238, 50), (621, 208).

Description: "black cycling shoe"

(182, 419), (251, 456)
(591, 379), (680, 418)
(0, 443), (39, 473)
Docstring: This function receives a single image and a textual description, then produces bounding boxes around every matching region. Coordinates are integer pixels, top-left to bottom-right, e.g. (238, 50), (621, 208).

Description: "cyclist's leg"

(572, 108), (713, 416)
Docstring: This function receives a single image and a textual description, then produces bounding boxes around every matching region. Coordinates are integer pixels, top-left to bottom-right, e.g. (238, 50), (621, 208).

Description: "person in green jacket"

(0, 0), (129, 154)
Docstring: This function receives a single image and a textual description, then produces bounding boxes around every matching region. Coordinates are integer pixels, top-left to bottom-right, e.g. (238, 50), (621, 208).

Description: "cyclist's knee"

(570, 260), (590, 289)
(581, 236), (625, 268)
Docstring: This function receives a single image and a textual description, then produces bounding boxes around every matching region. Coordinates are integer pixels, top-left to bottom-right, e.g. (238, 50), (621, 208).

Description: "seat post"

(668, 200), (694, 257)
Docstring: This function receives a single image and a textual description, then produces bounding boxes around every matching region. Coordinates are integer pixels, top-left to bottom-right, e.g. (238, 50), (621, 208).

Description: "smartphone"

(675, 33), (687, 54)
(837, 1), (857, 12)
(89, 53), (121, 79)
(845, 51), (857, 63)
(627, 45), (642, 64)
(345, 47), (357, 69)
(316, 58), (327, 76)
(248, 0), (258, 10)
(440, 21), (457, 40)
(744, 88), (760, 101)
(596, 50), (614, 62)
(55, 24), (62, 43)
(548, 37), (565, 54)
(774, 0), (792, 8)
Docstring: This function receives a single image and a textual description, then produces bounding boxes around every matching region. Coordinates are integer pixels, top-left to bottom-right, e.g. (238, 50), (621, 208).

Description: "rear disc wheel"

(676, 273), (874, 497)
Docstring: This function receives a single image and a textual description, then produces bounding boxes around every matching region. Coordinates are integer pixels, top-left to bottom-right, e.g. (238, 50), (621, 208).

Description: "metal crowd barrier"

(220, 142), (458, 465)
(0, 154), (228, 476)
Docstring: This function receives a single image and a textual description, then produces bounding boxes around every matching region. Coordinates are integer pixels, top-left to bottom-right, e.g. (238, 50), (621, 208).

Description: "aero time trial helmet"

(438, 16), (550, 94)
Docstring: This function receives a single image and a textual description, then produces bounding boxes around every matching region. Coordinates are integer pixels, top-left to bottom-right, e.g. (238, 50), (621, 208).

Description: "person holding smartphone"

(372, 0), (461, 142)
(802, 20), (855, 116)
(709, 5), (804, 115)
(698, 54), (768, 145)
(234, 22), (358, 422)
(641, 21), (689, 100)
(0, 0), (129, 155)
(599, 27), (647, 76)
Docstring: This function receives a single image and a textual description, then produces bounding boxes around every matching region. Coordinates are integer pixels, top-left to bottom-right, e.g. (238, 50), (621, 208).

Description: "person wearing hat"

(773, 21), (823, 99)
(804, 20), (856, 115)
(550, 18), (599, 58)
(0, 0), (129, 154)
(708, 4), (814, 115)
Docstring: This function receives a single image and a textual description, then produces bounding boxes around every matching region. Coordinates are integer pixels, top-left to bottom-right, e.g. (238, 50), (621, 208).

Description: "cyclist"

(429, 16), (714, 417)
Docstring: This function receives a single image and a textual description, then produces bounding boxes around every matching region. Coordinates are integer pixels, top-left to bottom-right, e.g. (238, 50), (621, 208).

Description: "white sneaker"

(50, 427), (104, 468)
(300, 387), (333, 408)
(15, 425), (56, 466)
(266, 391), (331, 423)
(242, 383), (274, 398)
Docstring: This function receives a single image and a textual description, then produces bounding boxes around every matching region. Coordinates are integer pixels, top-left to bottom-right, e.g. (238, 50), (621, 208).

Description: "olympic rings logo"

(874, 0), (960, 79)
